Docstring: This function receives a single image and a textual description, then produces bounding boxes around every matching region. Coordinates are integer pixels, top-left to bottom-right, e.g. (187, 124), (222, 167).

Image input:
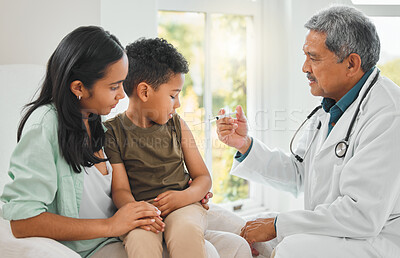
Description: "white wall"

(101, 0), (157, 47)
(0, 0), (101, 66)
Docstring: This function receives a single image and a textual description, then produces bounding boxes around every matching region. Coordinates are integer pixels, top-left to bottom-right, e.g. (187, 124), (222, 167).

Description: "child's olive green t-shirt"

(104, 112), (189, 201)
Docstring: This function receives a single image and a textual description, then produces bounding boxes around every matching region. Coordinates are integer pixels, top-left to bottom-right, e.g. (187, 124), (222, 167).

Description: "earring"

(78, 95), (81, 100)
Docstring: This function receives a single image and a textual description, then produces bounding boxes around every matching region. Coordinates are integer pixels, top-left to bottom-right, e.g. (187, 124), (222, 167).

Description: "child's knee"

(171, 219), (204, 238)
(121, 229), (163, 257)
(122, 228), (161, 246)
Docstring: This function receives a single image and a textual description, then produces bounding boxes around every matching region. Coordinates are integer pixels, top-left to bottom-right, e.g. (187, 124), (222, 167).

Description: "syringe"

(209, 111), (237, 123)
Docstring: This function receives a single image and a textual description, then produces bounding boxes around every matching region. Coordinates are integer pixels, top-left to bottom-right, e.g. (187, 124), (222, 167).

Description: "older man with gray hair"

(217, 5), (400, 258)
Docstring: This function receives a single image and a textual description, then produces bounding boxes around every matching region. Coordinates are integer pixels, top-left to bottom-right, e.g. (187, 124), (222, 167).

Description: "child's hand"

(140, 216), (165, 234)
(188, 179), (213, 210)
(200, 192), (213, 210)
(153, 190), (186, 217)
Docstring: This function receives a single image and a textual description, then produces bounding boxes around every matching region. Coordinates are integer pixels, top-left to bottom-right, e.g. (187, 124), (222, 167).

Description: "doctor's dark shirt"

(321, 67), (374, 136)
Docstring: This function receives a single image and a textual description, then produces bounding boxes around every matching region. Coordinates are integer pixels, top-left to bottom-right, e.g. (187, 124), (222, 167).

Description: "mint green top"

(0, 104), (118, 257)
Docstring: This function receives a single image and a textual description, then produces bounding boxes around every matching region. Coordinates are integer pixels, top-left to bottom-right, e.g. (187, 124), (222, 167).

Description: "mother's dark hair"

(17, 26), (125, 173)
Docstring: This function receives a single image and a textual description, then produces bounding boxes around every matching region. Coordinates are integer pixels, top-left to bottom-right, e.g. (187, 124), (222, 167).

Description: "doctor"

(217, 5), (400, 258)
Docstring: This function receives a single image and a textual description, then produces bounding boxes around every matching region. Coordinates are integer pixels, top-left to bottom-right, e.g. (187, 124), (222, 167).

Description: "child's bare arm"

(111, 163), (136, 209)
(179, 118), (212, 202)
(154, 118), (212, 216)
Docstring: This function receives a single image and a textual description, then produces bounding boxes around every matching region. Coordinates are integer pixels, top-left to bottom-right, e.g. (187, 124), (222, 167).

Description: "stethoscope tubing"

(291, 70), (380, 162)
(335, 70), (380, 158)
(290, 105), (322, 162)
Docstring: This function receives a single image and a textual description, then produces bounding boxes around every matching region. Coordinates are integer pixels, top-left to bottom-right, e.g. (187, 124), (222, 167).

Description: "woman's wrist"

(104, 217), (116, 237)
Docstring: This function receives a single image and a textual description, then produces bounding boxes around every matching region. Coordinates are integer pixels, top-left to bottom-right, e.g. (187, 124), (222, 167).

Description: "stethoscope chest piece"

(335, 141), (348, 158)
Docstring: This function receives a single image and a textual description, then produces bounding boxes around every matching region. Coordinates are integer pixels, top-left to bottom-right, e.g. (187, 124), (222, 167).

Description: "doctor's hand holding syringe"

(216, 106), (253, 156)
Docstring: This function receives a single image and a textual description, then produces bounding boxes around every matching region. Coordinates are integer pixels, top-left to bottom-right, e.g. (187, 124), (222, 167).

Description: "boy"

(104, 38), (212, 258)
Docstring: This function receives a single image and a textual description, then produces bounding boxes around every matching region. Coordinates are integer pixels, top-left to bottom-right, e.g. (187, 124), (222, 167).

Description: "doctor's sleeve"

(230, 137), (306, 197)
(276, 111), (400, 241)
(229, 114), (317, 196)
(0, 124), (58, 221)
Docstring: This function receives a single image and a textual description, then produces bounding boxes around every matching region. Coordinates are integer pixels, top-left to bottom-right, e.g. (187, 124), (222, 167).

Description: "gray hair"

(305, 5), (380, 72)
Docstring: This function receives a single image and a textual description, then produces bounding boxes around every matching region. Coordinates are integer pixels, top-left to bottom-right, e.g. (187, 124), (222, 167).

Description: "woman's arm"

(10, 201), (160, 240)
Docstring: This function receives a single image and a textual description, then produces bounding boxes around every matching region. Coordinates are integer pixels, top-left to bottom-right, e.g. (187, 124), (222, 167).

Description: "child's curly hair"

(124, 38), (189, 97)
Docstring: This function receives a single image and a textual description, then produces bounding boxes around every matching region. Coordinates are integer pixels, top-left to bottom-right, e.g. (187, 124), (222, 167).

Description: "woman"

(0, 26), (161, 257)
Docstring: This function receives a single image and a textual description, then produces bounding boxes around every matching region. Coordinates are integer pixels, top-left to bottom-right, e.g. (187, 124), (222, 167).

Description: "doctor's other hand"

(216, 105), (251, 154)
(240, 217), (277, 244)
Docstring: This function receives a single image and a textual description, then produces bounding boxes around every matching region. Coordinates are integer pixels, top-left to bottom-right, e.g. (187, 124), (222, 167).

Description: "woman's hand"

(153, 191), (186, 217)
(216, 105), (252, 154)
(107, 201), (161, 237)
(140, 215), (165, 233)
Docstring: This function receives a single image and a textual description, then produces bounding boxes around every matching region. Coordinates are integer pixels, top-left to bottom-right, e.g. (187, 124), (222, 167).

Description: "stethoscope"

(290, 70), (380, 162)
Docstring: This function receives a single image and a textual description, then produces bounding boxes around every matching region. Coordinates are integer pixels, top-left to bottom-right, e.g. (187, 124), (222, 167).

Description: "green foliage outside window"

(379, 58), (400, 86)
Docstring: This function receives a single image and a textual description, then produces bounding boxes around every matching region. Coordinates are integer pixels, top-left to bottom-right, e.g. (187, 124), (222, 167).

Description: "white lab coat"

(231, 68), (400, 258)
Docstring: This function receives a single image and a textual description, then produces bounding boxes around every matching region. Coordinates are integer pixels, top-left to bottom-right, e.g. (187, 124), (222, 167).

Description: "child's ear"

(70, 80), (85, 100)
(136, 82), (151, 102)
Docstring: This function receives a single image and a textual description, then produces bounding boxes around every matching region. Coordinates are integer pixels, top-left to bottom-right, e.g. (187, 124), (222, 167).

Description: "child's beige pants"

(120, 202), (207, 258)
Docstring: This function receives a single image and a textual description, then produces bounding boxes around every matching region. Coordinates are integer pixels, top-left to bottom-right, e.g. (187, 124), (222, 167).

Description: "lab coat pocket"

(311, 157), (344, 205)
(329, 161), (345, 200)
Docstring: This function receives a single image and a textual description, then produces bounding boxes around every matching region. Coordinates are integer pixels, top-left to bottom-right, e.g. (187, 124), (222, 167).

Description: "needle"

(209, 111), (237, 123)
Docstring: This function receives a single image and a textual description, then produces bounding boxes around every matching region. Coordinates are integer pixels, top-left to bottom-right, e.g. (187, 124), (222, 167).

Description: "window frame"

(343, 0), (400, 16)
(156, 0), (266, 213)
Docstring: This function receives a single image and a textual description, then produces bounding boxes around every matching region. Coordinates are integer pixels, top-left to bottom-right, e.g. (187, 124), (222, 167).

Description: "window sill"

(216, 198), (269, 218)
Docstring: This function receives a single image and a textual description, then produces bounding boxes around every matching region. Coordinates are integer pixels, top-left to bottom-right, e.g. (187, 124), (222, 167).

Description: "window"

(351, 0), (400, 4)
(351, 1), (400, 86)
(158, 12), (250, 204)
(157, 0), (262, 212)
(371, 17), (400, 85)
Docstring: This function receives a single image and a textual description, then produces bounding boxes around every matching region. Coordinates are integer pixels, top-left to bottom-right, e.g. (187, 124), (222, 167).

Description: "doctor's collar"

(321, 98), (336, 113)
(321, 66), (375, 114)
